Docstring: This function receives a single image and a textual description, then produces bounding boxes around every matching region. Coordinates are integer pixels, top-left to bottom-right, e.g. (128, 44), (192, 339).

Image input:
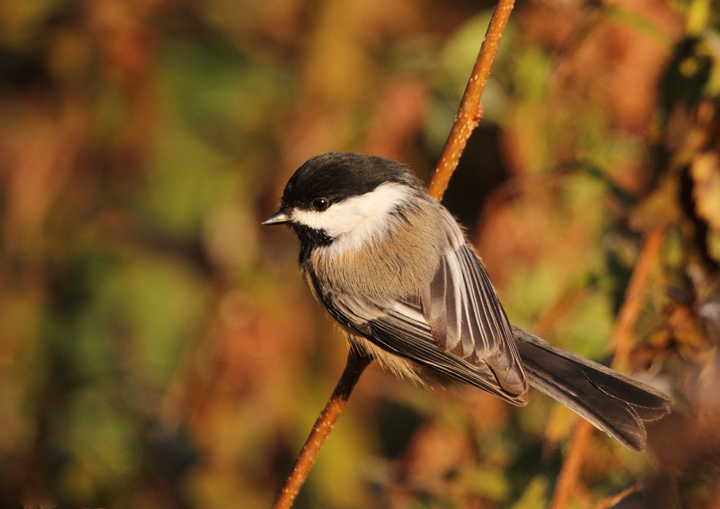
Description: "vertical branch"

(549, 229), (666, 509)
(272, 1), (517, 507)
(427, 0), (516, 201)
(549, 420), (595, 509)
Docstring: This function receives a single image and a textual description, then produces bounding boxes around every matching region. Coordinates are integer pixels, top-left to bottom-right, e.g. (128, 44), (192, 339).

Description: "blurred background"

(1, 0), (719, 507)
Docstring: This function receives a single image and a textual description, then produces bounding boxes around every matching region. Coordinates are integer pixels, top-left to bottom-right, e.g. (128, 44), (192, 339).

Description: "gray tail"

(512, 326), (671, 452)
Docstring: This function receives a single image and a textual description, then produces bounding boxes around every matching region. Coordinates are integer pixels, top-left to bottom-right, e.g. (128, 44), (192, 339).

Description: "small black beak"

(262, 210), (291, 225)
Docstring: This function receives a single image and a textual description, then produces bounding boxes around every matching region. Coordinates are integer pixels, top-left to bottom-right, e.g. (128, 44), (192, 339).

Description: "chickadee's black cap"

(281, 152), (425, 210)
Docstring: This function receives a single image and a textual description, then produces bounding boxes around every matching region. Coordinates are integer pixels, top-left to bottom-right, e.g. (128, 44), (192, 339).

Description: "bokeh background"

(1, 0), (720, 508)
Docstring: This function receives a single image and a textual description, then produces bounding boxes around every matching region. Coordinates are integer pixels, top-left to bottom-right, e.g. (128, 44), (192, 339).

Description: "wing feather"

(325, 288), (529, 405)
(422, 229), (527, 398)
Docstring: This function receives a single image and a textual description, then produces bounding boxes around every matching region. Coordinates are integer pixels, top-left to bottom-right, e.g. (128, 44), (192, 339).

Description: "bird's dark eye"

(312, 198), (329, 211)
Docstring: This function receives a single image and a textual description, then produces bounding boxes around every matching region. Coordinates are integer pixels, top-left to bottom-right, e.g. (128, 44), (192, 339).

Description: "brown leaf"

(691, 152), (720, 232)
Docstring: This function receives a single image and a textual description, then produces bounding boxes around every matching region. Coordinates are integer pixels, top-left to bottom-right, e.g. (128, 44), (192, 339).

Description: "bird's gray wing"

(325, 289), (529, 405)
(420, 213), (527, 400)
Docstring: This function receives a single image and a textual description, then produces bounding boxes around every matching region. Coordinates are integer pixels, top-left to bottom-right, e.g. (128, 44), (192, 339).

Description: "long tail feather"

(512, 326), (671, 451)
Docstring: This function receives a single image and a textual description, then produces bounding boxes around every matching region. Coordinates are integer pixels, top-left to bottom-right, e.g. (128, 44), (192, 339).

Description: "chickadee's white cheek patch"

(291, 183), (416, 240)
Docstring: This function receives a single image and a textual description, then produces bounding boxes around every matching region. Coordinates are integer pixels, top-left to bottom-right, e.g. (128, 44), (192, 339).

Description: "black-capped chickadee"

(263, 151), (670, 451)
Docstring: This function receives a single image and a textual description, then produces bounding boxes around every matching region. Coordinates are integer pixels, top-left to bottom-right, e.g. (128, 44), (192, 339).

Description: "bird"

(263, 151), (670, 451)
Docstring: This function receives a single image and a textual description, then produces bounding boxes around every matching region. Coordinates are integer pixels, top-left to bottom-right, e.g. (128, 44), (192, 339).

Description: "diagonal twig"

(549, 229), (666, 509)
(271, 2), (517, 507)
(272, 352), (371, 509)
(593, 483), (642, 509)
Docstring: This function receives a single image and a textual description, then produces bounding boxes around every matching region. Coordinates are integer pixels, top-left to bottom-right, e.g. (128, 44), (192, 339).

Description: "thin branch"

(549, 418), (595, 509)
(272, 2), (518, 506)
(593, 483), (642, 509)
(272, 352), (372, 509)
(610, 229), (666, 371)
(427, 0), (516, 201)
(549, 229), (666, 509)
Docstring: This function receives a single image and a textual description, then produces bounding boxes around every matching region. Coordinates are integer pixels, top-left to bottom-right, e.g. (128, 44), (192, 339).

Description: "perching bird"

(263, 151), (670, 451)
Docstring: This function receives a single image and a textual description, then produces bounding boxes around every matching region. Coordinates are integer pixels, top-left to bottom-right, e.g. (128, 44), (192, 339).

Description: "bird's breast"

(308, 208), (446, 301)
